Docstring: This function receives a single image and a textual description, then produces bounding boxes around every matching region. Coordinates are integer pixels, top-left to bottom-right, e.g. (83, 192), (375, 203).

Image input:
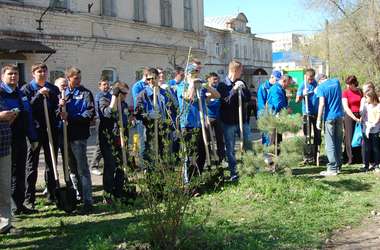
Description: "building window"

(184, 0), (192, 31)
(215, 43), (220, 56)
(101, 0), (116, 17)
(135, 69), (143, 81)
(244, 45), (247, 58)
(235, 44), (240, 58)
(160, 0), (172, 27)
(50, 0), (68, 9)
(134, 0), (145, 22)
(50, 70), (65, 84)
(101, 68), (117, 83)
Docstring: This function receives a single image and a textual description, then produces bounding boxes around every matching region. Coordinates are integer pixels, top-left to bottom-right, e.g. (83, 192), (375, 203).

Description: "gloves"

(233, 80), (245, 91)
(316, 119), (322, 130)
(111, 86), (121, 97)
(201, 82), (209, 89)
(147, 111), (161, 120)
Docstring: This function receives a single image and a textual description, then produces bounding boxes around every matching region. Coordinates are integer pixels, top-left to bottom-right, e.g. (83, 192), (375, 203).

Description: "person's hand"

(60, 111), (68, 121)
(39, 87), (50, 97)
(303, 87), (308, 96)
(59, 98), (66, 107)
(31, 142), (39, 151)
(0, 110), (18, 123)
(233, 80), (245, 91)
(316, 119), (322, 130)
(111, 86), (121, 97)
(354, 117), (360, 123)
(147, 111), (161, 120)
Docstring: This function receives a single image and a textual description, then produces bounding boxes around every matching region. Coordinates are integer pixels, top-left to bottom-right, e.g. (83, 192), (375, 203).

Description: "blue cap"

(271, 70), (282, 81)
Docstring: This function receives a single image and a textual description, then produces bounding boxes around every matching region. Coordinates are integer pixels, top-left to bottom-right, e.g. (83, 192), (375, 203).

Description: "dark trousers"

(25, 130), (58, 206)
(302, 115), (322, 161)
(90, 136), (102, 169)
(182, 128), (206, 183)
(11, 137), (27, 210)
(209, 119), (225, 163)
(362, 133), (380, 168)
(343, 113), (362, 164)
(99, 129), (125, 197)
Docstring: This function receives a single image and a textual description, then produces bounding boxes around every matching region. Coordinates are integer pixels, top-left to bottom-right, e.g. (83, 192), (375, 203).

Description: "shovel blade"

(55, 187), (77, 213)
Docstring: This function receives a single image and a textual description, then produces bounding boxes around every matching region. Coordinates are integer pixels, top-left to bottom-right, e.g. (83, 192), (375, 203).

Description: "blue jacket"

(296, 80), (319, 115)
(206, 84), (221, 119)
(177, 81), (207, 129)
(21, 80), (60, 132)
(135, 84), (170, 127)
(0, 82), (38, 142)
(267, 83), (288, 114)
(65, 85), (95, 141)
(131, 79), (146, 110)
(257, 80), (273, 113)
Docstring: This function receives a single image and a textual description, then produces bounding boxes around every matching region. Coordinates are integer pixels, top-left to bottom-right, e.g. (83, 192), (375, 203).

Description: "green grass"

(1, 165), (380, 249)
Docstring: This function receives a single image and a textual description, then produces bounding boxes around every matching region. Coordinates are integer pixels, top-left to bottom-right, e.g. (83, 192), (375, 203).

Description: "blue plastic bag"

(351, 123), (362, 148)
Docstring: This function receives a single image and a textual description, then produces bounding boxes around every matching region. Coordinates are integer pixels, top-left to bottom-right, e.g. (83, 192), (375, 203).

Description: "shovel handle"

(117, 97), (128, 170)
(61, 90), (70, 183)
(196, 88), (211, 166)
(43, 97), (59, 184)
(238, 88), (244, 152)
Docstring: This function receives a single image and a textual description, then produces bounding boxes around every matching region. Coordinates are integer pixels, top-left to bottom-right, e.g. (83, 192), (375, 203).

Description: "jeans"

(324, 118), (343, 172)
(223, 122), (250, 177)
(69, 139), (93, 205)
(0, 153), (11, 232)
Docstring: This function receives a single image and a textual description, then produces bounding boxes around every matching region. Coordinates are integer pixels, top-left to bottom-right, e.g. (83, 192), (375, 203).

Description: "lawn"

(1, 164), (380, 249)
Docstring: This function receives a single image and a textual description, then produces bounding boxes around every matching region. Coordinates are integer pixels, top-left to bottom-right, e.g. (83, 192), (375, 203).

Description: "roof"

(0, 39), (56, 54)
(204, 16), (235, 30)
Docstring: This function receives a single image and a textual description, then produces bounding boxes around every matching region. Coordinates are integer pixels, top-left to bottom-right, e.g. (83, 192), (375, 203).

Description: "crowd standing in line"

(1, 59), (380, 235)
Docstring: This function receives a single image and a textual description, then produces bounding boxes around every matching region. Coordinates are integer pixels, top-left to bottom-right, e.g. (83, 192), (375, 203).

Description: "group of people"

(1, 58), (379, 235)
(0, 59), (253, 234)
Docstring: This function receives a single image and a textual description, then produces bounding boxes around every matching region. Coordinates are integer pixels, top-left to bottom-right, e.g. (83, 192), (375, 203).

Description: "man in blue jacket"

(296, 68), (321, 163)
(316, 74), (344, 176)
(267, 74), (292, 150)
(131, 67), (149, 168)
(22, 63), (60, 209)
(206, 72), (225, 164)
(1, 64), (38, 215)
(257, 70), (282, 145)
(217, 60), (251, 181)
(177, 65), (220, 184)
(61, 67), (95, 214)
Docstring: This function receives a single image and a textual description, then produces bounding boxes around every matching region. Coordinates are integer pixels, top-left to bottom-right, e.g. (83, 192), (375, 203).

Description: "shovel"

(43, 96), (69, 212)
(117, 96), (128, 171)
(195, 83), (211, 167)
(60, 90), (77, 213)
(238, 88), (244, 153)
(303, 76), (315, 163)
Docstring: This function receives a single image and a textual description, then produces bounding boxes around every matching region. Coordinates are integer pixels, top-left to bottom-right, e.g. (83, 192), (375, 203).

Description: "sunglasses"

(146, 77), (156, 81)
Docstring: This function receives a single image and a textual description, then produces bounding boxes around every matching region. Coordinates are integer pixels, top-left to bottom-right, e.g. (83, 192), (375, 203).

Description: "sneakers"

(91, 168), (102, 176)
(320, 170), (338, 176)
(230, 175), (239, 182)
(13, 205), (38, 215)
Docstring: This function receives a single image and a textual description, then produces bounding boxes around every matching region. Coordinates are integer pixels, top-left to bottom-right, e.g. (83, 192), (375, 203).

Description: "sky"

(204, 0), (326, 35)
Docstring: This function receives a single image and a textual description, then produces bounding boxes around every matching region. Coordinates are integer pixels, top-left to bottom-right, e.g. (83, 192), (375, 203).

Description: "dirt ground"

(324, 213), (380, 250)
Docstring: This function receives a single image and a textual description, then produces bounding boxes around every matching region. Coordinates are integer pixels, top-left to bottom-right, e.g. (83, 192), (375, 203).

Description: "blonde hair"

(228, 59), (243, 72)
(65, 67), (81, 78)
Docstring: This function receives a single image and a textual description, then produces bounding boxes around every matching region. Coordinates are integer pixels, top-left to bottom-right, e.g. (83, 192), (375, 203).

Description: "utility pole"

(325, 19), (330, 77)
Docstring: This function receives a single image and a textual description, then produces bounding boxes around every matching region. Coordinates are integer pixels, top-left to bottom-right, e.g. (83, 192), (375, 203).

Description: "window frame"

(101, 0), (116, 17)
(134, 0), (146, 22)
(101, 68), (118, 83)
(160, 0), (173, 27)
(183, 0), (193, 31)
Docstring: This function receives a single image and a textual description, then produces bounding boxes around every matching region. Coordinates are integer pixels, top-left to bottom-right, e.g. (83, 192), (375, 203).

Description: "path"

(325, 213), (380, 250)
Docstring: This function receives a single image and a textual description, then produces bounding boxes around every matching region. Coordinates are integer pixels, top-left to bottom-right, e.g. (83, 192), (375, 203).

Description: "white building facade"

(0, 0), (205, 94)
(259, 32), (305, 52)
(204, 13), (272, 89)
